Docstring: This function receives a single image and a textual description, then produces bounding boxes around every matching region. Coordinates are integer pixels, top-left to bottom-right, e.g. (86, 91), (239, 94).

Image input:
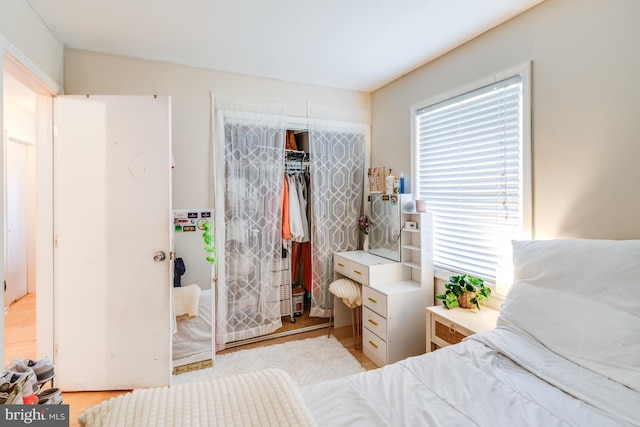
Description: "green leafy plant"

(436, 274), (491, 310)
(201, 220), (216, 264)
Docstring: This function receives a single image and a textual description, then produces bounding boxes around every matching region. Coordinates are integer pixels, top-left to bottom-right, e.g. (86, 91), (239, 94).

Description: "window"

(412, 63), (531, 283)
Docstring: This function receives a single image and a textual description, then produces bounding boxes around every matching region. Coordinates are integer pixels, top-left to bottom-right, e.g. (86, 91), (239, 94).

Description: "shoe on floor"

(0, 370), (38, 404)
(0, 379), (22, 404)
(37, 387), (62, 405)
(7, 356), (55, 384)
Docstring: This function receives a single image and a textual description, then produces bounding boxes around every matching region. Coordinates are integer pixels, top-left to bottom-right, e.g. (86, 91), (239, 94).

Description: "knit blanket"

(173, 284), (201, 320)
(78, 369), (317, 427)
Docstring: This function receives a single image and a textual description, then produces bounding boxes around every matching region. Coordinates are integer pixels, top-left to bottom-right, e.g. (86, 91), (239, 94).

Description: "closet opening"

(212, 101), (367, 353)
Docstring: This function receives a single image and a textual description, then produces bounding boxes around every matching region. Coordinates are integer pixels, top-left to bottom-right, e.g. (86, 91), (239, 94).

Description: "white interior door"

(5, 137), (29, 305)
(53, 95), (172, 391)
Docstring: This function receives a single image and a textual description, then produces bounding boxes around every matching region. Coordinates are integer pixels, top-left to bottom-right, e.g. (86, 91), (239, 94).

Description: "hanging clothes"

(293, 173), (310, 243)
(286, 174), (304, 241)
(292, 241), (313, 292)
(289, 169), (313, 292)
(282, 176), (291, 241)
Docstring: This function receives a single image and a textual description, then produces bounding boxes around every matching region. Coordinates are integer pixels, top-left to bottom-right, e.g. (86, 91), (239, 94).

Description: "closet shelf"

(402, 229), (420, 234)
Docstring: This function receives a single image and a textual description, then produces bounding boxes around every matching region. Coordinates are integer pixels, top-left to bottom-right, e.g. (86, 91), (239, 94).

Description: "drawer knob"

(368, 340), (378, 349)
(368, 297), (378, 304)
(337, 262), (345, 267)
(368, 319), (378, 326)
(449, 323), (456, 334)
(354, 270), (363, 275)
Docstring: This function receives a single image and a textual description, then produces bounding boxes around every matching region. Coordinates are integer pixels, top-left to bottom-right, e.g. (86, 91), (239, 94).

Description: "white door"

(53, 95), (172, 391)
(4, 137), (29, 305)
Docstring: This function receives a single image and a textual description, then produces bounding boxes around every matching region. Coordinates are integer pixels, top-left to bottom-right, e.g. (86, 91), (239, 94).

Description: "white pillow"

(499, 238), (640, 392)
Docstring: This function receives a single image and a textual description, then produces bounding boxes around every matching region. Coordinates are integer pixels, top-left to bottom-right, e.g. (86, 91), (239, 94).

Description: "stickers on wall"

(173, 209), (213, 233)
(390, 195), (398, 205)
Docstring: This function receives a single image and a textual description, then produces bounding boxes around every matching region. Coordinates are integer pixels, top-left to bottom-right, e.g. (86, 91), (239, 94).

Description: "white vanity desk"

(333, 250), (430, 367)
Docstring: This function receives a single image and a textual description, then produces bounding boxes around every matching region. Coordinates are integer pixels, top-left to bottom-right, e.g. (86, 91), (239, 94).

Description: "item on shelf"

(393, 177), (400, 194)
(385, 169), (395, 194)
(368, 167), (380, 193)
(399, 173), (405, 194)
(415, 199), (427, 212)
(404, 200), (416, 212)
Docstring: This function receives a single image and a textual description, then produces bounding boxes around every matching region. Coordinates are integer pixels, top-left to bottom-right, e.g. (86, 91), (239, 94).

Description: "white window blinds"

(414, 74), (526, 282)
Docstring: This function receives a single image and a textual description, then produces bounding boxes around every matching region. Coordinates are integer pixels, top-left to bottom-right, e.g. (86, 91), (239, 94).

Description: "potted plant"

(436, 274), (491, 309)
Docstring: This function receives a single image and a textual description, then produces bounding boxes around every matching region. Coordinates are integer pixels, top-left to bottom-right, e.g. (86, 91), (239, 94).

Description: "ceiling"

(26, 0), (543, 92)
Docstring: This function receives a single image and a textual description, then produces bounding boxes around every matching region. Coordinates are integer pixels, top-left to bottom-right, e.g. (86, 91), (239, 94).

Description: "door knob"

(153, 251), (167, 262)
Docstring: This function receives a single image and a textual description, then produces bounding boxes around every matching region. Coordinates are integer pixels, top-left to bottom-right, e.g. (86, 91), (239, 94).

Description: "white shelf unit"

(400, 211), (434, 304)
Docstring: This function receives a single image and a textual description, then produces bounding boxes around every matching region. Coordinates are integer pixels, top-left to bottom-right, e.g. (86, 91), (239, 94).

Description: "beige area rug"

(172, 335), (365, 386)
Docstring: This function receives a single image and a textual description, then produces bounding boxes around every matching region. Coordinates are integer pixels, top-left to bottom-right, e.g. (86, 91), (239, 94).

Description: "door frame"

(1, 38), (59, 364)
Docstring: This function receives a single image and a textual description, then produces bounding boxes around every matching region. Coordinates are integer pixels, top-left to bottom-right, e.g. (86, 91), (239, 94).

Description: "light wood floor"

(5, 293), (376, 427)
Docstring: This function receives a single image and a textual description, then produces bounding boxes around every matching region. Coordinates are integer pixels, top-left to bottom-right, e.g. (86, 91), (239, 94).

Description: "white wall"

(371, 0), (640, 241)
(0, 1), (64, 91)
(3, 72), (37, 301)
(64, 48), (371, 209)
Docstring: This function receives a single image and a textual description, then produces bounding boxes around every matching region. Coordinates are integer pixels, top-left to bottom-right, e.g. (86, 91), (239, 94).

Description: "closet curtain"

(212, 95), (287, 348)
(308, 104), (367, 317)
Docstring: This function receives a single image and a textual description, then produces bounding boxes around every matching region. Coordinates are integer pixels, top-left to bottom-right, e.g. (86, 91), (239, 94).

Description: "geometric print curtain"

(212, 95), (287, 347)
(308, 104), (367, 317)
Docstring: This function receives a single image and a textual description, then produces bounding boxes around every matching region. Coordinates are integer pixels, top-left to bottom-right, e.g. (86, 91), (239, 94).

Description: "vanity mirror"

(368, 194), (411, 262)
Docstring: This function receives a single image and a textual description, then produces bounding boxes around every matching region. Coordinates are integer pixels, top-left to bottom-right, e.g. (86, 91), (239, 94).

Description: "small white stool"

(327, 278), (362, 350)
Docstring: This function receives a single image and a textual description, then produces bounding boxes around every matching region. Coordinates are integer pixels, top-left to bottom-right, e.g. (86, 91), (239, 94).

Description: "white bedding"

(172, 288), (212, 361)
(302, 238), (640, 427)
(302, 328), (638, 427)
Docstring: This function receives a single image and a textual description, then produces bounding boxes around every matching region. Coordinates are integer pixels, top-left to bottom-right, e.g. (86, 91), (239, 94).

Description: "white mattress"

(301, 328), (638, 427)
(172, 288), (212, 361)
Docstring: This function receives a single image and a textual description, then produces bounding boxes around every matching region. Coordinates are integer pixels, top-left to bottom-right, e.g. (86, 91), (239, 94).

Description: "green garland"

(202, 220), (216, 264)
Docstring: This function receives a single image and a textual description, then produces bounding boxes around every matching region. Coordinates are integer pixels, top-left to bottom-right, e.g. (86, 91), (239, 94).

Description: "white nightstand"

(426, 305), (500, 352)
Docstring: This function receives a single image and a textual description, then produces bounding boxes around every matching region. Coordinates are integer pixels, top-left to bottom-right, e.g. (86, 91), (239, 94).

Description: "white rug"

(172, 335), (365, 386)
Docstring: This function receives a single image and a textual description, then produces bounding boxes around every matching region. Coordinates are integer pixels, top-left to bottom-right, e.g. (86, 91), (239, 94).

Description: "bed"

(302, 238), (640, 426)
(80, 238), (640, 426)
(173, 288), (213, 363)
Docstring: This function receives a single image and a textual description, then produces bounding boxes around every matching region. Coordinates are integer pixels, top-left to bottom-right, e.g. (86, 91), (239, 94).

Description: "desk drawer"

(334, 256), (350, 277)
(363, 307), (387, 340)
(362, 286), (387, 317)
(334, 256), (369, 285)
(363, 327), (387, 366)
(433, 318), (469, 345)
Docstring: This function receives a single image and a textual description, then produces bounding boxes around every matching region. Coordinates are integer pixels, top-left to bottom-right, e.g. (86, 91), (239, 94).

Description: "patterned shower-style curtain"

(212, 95), (287, 348)
(308, 104), (367, 317)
